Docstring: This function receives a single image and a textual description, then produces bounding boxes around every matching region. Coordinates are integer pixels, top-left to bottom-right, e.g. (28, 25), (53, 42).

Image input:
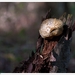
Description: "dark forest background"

(0, 2), (75, 73)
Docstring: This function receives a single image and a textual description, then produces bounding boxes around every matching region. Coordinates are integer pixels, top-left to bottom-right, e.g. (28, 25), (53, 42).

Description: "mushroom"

(39, 18), (64, 39)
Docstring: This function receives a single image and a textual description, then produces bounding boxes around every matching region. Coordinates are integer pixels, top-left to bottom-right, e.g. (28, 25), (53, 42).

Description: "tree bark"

(13, 10), (75, 73)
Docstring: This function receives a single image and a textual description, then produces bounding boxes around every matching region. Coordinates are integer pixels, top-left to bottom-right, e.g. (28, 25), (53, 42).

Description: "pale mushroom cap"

(39, 18), (63, 38)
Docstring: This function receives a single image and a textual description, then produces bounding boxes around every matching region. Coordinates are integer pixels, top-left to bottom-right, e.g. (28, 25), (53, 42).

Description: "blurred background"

(0, 2), (75, 73)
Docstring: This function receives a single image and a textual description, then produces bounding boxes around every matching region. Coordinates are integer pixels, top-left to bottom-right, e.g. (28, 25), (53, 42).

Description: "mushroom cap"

(39, 18), (63, 39)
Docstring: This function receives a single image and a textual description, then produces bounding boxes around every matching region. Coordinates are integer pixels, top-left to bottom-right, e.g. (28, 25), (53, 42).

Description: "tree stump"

(13, 10), (75, 73)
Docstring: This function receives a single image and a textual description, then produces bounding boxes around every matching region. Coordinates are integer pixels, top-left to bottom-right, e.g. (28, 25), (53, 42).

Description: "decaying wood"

(13, 10), (75, 73)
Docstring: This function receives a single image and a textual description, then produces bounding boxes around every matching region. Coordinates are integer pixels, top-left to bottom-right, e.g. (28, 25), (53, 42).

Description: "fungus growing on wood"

(39, 18), (63, 39)
(13, 10), (75, 73)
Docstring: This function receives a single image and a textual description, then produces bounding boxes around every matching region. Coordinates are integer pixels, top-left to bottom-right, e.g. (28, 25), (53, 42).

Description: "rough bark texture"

(13, 10), (75, 73)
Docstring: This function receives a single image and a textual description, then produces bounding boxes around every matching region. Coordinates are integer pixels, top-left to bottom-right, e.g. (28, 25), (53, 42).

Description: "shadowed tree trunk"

(13, 10), (75, 73)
